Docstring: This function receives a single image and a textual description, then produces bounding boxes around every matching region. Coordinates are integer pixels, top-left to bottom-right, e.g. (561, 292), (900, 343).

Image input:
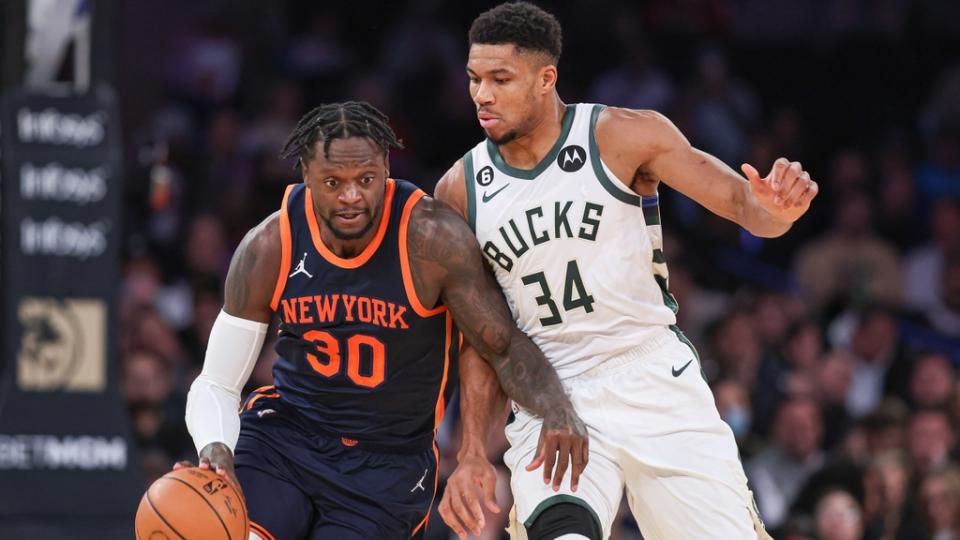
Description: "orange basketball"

(135, 467), (248, 540)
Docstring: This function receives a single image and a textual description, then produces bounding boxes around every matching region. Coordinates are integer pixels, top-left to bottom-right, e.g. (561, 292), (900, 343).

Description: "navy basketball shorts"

(234, 388), (438, 540)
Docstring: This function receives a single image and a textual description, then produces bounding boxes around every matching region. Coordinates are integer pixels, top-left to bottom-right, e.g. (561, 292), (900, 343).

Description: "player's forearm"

(185, 310), (267, 453)
(485, 328), (575, 420)
(457, 349), (507, 459)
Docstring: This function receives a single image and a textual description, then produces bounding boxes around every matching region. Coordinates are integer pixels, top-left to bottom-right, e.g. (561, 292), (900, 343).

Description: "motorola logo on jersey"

(557, 145), (586, 172)
(476, 165), (495, 186)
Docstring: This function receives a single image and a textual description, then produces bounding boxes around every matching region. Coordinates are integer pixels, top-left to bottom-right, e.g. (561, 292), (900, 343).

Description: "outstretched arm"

(434, 161), (510, 453)
(596, 107), (819, 238)
(434, 162), (508, 459)
(435, 161), (511, 464)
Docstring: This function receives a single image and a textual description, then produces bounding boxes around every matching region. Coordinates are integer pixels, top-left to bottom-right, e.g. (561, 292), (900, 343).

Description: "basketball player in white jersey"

(434, 3), (818, 540)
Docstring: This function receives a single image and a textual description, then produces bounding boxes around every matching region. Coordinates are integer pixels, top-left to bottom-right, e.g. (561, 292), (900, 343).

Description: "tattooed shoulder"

(407, 197), (480, 275)
(224, 211), (281, 320)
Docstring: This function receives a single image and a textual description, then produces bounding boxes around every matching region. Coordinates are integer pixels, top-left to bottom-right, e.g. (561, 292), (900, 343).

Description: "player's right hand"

(438, 454), (501, 539)
(527, 408), (590, 492)
(174, 442), (243, 496)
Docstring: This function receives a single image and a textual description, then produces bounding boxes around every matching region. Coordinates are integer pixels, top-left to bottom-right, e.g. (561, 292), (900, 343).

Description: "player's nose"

(473, 80), (494, 106)
(338, 183), (362, 203)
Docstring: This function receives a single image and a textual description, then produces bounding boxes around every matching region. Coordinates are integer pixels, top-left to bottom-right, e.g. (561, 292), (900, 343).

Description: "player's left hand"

(174, 442), (243, 497)
(741, 158), (818, 224)
(438, 454), (501, 539)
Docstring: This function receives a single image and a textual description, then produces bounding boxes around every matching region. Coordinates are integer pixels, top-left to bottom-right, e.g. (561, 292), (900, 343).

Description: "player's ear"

(539, 64), (558, 94)
(383, 154), (391, 179)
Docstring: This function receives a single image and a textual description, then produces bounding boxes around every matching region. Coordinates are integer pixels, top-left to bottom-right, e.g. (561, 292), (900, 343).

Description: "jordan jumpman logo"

(289, 252), (313, 279)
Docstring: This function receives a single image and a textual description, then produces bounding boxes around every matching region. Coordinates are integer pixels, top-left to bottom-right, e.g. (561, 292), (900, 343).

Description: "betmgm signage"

(0, 89), (142, 529)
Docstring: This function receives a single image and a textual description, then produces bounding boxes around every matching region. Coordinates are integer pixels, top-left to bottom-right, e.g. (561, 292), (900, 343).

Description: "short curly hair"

(469, 2), (562, 62)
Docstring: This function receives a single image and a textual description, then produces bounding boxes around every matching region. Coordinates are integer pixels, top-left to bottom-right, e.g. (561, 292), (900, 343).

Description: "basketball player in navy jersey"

(436, 3), (818, 540)
(179, 102), (588, 540)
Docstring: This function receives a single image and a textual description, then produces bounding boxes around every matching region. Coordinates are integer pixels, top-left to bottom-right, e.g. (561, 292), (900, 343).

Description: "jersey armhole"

(269, 184), (295, 311)
(588, 104), (646, 207)
(398, 190), (447, 317)
(462, 151), (477, 232)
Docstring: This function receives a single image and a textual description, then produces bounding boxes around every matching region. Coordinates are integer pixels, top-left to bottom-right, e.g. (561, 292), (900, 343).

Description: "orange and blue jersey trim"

(398, 190), (447, 318)
(270, 185), (295, 312)
(240, 386), (279, 412)
(304, 179), (396, 269)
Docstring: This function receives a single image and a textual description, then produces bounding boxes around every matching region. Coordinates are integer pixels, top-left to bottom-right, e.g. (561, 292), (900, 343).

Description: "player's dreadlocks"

(279, 101), (403, 167)
(469, 1), (562, 62)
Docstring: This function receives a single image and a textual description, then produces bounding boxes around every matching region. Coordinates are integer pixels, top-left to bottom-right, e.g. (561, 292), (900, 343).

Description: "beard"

(487, 129), (519, 146)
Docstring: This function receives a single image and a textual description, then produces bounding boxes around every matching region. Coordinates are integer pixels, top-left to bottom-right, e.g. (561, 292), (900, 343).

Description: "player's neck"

(497, 98), (566, 170)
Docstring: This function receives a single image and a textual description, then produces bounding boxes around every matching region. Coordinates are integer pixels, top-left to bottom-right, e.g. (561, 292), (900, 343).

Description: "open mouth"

(334, 211), (365, 224)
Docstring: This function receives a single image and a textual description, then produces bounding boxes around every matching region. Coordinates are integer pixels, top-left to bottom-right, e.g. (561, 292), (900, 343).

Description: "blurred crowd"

(114, 1), (960, 539)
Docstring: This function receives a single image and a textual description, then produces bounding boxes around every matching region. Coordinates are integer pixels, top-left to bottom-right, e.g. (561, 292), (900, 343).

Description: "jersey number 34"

(521, 259), (595, 327)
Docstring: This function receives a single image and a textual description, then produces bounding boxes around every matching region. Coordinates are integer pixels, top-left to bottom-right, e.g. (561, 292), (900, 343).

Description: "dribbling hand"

(174, 442), (243, 496)
(742, 158), (819, 224)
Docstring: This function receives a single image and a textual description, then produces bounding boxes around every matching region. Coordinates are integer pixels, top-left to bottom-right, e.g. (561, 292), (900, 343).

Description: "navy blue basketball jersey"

(266, 179), (458, 450)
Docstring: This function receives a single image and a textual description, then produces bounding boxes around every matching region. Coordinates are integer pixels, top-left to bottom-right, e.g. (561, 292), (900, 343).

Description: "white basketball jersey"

(464, 103), (679, 379)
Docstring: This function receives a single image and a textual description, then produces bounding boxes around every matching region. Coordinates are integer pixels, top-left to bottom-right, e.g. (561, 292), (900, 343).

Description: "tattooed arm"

(434, 160), (508, 464)
(407, 198), (589, 490)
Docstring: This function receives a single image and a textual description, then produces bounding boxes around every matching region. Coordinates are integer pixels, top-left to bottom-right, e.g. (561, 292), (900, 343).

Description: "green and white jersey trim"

(464, 103), (678, 380)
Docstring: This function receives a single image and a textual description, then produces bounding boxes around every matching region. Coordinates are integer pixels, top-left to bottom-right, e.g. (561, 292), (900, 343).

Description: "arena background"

(2, 0), (960, 538)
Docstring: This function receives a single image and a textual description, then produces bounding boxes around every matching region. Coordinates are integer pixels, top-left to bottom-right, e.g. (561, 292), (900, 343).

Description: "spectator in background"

(124, 304), (185, 368)
(814, 489), (864, 540)
(843, 307), (909, 418)
(794, 190), (903, 310)
(684, 45), (759, 165)
(908, 352), (957, 410)
(859, 401), (911, 463)
(815, 349), (855, 451)
(121, 349), (193, 464)
(908, 410), (956, 479)
(714, 378), (762, 456)
(709, 310), (764, 391)
(861, 450), (923, 540)
(876, 160), (923, 253)
(588, 40), (675, 113)
(904, 198), (960, 313)
(926, 250), (960, 337)
(919, 466), (960, 540)
(667, 260), (731, 346)
(747, 398), (826, 530)
(753, 318), (824, 435)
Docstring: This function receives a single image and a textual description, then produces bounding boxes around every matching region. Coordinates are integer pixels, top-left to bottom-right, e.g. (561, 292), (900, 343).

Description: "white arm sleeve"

(185, 309), (268, 454)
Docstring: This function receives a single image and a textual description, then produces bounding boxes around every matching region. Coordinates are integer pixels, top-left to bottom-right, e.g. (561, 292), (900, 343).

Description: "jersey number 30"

(521, 260), (595, 327)
(302, 331), (386, 388)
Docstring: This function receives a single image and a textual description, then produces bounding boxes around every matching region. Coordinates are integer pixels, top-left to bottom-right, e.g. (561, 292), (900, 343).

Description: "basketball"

(135, 467), (248, 540)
